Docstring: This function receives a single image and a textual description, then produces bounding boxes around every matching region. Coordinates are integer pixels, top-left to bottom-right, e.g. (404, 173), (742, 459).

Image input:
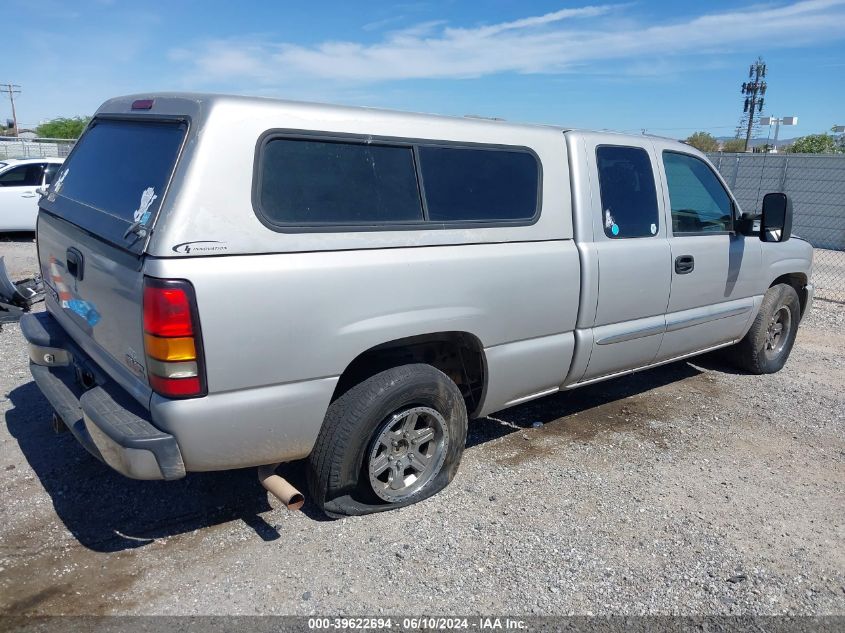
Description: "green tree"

(35, 116), (91, 139)
(833, 126), (845, 152)
(720, 138), (747, 153)
(785, 133), (839, 154)
(684, 131), (720, 152)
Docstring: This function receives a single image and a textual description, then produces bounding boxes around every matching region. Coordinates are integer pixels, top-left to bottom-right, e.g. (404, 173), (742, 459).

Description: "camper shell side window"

(252, 130), (542, 233)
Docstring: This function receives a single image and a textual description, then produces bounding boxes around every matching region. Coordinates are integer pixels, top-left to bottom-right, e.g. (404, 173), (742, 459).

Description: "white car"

(0, 157), (64, 231)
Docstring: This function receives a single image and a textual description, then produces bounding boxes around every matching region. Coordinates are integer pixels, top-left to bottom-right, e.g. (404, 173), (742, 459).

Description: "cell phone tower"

(735, 57), (767, 152)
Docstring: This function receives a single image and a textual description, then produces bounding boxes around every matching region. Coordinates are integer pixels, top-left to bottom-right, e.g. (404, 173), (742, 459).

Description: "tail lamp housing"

(142, 277), (207, 398)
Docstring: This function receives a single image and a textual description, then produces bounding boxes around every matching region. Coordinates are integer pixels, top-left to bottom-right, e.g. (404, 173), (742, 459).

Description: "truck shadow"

(5, 381), (287, 552)
(467, 360), (705, 448)
(5, 358), (716, 552)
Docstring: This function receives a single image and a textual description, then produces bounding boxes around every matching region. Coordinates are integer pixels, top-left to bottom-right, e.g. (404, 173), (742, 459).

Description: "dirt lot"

(0, 237), (843, 617)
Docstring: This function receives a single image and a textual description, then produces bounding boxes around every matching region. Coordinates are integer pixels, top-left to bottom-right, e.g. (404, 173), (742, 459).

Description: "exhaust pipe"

(257, 464), (304, 511)
(51, 411), (68, 434)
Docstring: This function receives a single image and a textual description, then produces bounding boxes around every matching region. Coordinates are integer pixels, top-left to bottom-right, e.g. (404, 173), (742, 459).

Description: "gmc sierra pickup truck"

(22, 94), (813, 517)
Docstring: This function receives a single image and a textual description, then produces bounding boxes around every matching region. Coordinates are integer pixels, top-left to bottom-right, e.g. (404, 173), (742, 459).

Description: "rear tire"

(307, 364), (467, 518)
(728, 283), (800, 374)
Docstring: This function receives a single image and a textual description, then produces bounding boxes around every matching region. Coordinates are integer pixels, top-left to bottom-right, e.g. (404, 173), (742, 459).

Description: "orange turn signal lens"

(144, 334), (196, 362)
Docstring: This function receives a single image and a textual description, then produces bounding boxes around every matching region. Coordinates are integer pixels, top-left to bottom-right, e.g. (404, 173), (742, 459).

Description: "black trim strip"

(150, 236), (573, 260)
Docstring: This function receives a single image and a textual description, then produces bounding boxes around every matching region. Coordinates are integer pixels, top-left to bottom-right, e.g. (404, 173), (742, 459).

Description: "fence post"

(779, 155), (789, 193)
(732, 155), (740, 189)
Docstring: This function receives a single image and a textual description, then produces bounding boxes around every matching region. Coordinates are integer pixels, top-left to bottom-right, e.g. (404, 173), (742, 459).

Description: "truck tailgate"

(38, 214), (152, 405)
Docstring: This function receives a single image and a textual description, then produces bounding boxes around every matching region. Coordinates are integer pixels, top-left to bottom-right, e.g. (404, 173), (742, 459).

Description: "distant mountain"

(715, 136), (800, 147)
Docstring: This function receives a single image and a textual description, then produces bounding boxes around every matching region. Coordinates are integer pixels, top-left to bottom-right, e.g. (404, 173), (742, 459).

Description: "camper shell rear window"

(253, 131), (542, 231)
(40, 117), (187, 252)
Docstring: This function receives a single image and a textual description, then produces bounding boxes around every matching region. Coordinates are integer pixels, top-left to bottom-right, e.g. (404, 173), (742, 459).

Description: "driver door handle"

(675, 255), (695, 274)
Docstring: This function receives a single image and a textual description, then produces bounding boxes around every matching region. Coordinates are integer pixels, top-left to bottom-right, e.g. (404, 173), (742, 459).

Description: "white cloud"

(362, 16), (407, 32)
(171, 1), (845, 85)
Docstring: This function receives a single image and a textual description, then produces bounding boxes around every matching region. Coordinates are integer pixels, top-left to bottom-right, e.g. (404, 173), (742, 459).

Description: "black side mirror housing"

(760, 192), (792, 243)
(736, 212), (759, 236)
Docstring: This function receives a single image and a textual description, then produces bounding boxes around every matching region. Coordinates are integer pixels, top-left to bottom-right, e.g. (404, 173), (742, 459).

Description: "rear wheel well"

(332, 332), (486, 417)
(771, 273), (808, 317)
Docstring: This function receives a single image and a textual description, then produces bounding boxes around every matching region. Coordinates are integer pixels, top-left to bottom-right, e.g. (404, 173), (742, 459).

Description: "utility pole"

(3, 83), (21, 137)
(737, 58), (767, 152)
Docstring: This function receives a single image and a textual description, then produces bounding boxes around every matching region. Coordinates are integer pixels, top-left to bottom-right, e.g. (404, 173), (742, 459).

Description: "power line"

(625, 125), (738, 133)
(2, 83), (21, 137)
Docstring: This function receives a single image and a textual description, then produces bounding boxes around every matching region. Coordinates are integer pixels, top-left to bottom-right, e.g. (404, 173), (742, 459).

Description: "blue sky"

(6, 0), (845, 139)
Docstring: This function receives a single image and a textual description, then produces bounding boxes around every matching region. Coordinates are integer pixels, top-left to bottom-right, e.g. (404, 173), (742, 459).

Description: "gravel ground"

(0, 234), (38, 280)
(0, 239), (843, 617)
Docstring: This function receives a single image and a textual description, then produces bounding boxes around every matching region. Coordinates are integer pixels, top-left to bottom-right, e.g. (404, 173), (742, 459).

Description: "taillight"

(142, 278), (206, 398)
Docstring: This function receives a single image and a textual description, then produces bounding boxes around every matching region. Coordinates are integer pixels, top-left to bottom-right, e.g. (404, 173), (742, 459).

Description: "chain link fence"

(0, 137), (76, 160)
(708, 152), (845, 303)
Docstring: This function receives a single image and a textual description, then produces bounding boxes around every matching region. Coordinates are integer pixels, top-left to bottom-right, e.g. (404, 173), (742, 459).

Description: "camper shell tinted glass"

(418, 146), (539, 222)
(40, 117), (187, 252)
(259, 139), (423, 225)
(254, 132), (542, 231)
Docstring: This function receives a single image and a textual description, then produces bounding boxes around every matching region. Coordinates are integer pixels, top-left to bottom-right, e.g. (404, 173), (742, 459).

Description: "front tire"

(307, 364), (467, 518)
(728, 283), (801, 374)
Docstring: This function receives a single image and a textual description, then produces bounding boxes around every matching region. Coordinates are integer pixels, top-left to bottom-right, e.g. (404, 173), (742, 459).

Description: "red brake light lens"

(149, 374), (202, 398)
(132, 99), (154, 110)
(143, 285), (193, 337)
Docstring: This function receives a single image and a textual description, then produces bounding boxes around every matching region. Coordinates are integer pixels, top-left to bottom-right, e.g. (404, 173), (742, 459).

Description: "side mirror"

(760, 192), (792, 243)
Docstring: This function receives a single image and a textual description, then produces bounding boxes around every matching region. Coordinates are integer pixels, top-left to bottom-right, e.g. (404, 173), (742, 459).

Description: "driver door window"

(43, 163), (60, 185)
(663, 152), (733, 234)
(0, 164), (45, 187)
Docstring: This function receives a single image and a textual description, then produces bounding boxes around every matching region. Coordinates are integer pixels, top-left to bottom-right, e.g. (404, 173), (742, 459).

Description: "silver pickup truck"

(22, 93), (813, 517)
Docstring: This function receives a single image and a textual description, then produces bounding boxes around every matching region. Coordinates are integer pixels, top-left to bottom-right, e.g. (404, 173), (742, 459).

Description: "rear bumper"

(21, 311), (185, 480)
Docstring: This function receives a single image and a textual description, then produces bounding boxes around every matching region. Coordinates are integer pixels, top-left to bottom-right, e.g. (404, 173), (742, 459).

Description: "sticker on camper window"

(53, 168), (69, 193)
(48, 168), (70, 202)
(650, 223), (657, 235)
(133, 187), (158, 223)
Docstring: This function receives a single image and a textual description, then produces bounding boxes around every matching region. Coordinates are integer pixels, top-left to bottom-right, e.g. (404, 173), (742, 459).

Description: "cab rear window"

(44, 118), (186, 250)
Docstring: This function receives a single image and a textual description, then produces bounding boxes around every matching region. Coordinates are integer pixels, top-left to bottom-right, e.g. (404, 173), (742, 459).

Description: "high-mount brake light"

(131, 99), (154, 110)
(142, 278), (206, 398)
